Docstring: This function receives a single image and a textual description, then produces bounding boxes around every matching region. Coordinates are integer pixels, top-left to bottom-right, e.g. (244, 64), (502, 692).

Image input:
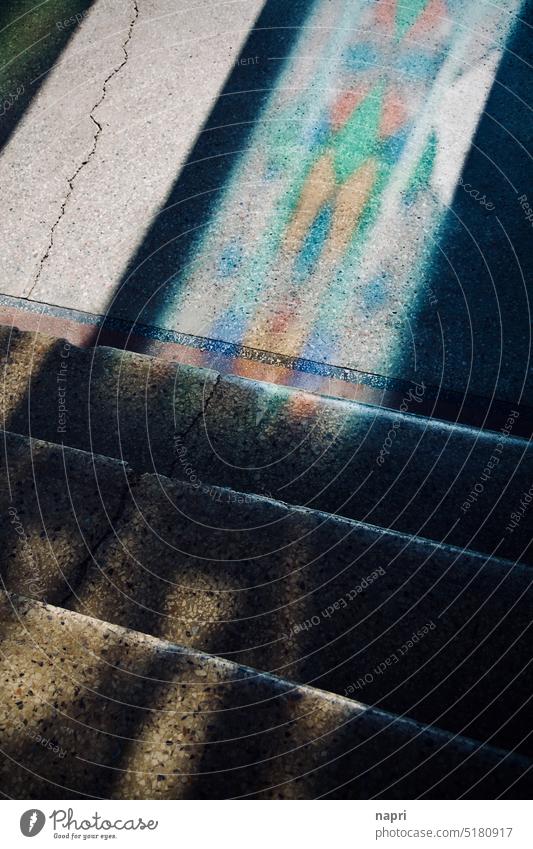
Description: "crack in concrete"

(28, 0), (140, 298)
(178, 372), (222, 440)
(168, 373), (222, 479)
(55, 465), (139, 608)
(55, 370), (223, 606)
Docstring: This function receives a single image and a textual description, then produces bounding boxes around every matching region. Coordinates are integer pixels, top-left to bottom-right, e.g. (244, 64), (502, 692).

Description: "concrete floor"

(0, 0), (531, 409)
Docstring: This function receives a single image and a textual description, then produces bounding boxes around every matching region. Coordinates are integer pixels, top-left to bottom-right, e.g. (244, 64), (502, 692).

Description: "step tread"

(2, 430), (532, 760)
(1, 591), (531, 800)
(1, 426), (520, 568)
(2, 326), (531, 564)
(1, 325), (529, 442)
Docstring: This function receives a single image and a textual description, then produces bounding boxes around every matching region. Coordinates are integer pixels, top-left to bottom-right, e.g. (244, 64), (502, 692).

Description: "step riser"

(187, 376), (533, 564)
(1, 328), (531, 563)
(2, 432), (531, 757)
(1, 592), (530, 800)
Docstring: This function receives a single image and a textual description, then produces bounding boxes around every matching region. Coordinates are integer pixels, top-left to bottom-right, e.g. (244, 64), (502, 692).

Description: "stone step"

(1, 326), (531, 563)
(2, 431), (532, 758)
(0, 591), (531, 800)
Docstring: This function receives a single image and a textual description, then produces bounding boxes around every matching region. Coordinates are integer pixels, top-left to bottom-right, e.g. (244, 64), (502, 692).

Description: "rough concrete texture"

(0, 591), (531, 799)
(110, 0), (529, 409)
(0, 431), (129, 607)
(0, 0), (264, 306)
(0, 0), (138, 296)
(0, 326), (219, 476)
(1, 327), (531, 563)
(1, 0), (530, 409)
(1, 431), (532, 758)
(185, 374), (533, 564)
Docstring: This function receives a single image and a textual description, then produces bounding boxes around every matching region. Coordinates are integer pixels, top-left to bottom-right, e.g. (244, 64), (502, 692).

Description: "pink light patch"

(379, 87), (407, 137)
(331, 86), (370, 131)
(406, 0), (448, 42)
(373, 0), (397, 33)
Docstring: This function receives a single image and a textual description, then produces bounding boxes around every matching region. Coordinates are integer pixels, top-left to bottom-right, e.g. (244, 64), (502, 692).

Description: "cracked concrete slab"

(1, 0), (530, 413)
(0, 0), (138, 296)
(28, 0), (141, 299)
(4, 0), (265, 308)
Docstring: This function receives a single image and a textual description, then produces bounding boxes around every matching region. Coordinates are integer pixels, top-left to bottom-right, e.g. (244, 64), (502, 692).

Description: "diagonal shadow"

(391, 1), (533, 411)
(1, 0), (532, 800)
(0, 0), (98, 152)
(91, 0), (319, 344)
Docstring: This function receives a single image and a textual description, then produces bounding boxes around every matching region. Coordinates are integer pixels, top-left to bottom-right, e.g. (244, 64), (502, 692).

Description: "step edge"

(2, 324), (531, 448)
(5, 589), (531, 770)
(2, 428), (526, 572)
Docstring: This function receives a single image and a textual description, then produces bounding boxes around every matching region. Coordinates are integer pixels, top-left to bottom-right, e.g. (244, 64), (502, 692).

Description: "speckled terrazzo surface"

(1, 427), (533, 761)
(1, 591), (531, 799)
(0, 0), (532, 800)
(1, 329), (532, 798)
(2, 327), (532, 565)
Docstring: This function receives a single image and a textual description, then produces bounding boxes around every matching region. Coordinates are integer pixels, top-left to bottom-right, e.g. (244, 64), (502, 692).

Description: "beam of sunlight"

(157, 0), (524, 381)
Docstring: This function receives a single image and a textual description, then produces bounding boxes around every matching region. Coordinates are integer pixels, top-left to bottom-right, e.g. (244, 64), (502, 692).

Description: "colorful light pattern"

(162, 0), (522, 384)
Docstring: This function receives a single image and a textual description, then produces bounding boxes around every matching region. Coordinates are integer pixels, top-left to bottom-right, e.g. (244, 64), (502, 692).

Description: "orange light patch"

(284, 152), (335, 254)
(323, 158), (378, 260)
(287, 391), (321, 418)
(380, 87), (407, 138)
(270, 309), (293, 334)
(331, 86), (370, 132)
